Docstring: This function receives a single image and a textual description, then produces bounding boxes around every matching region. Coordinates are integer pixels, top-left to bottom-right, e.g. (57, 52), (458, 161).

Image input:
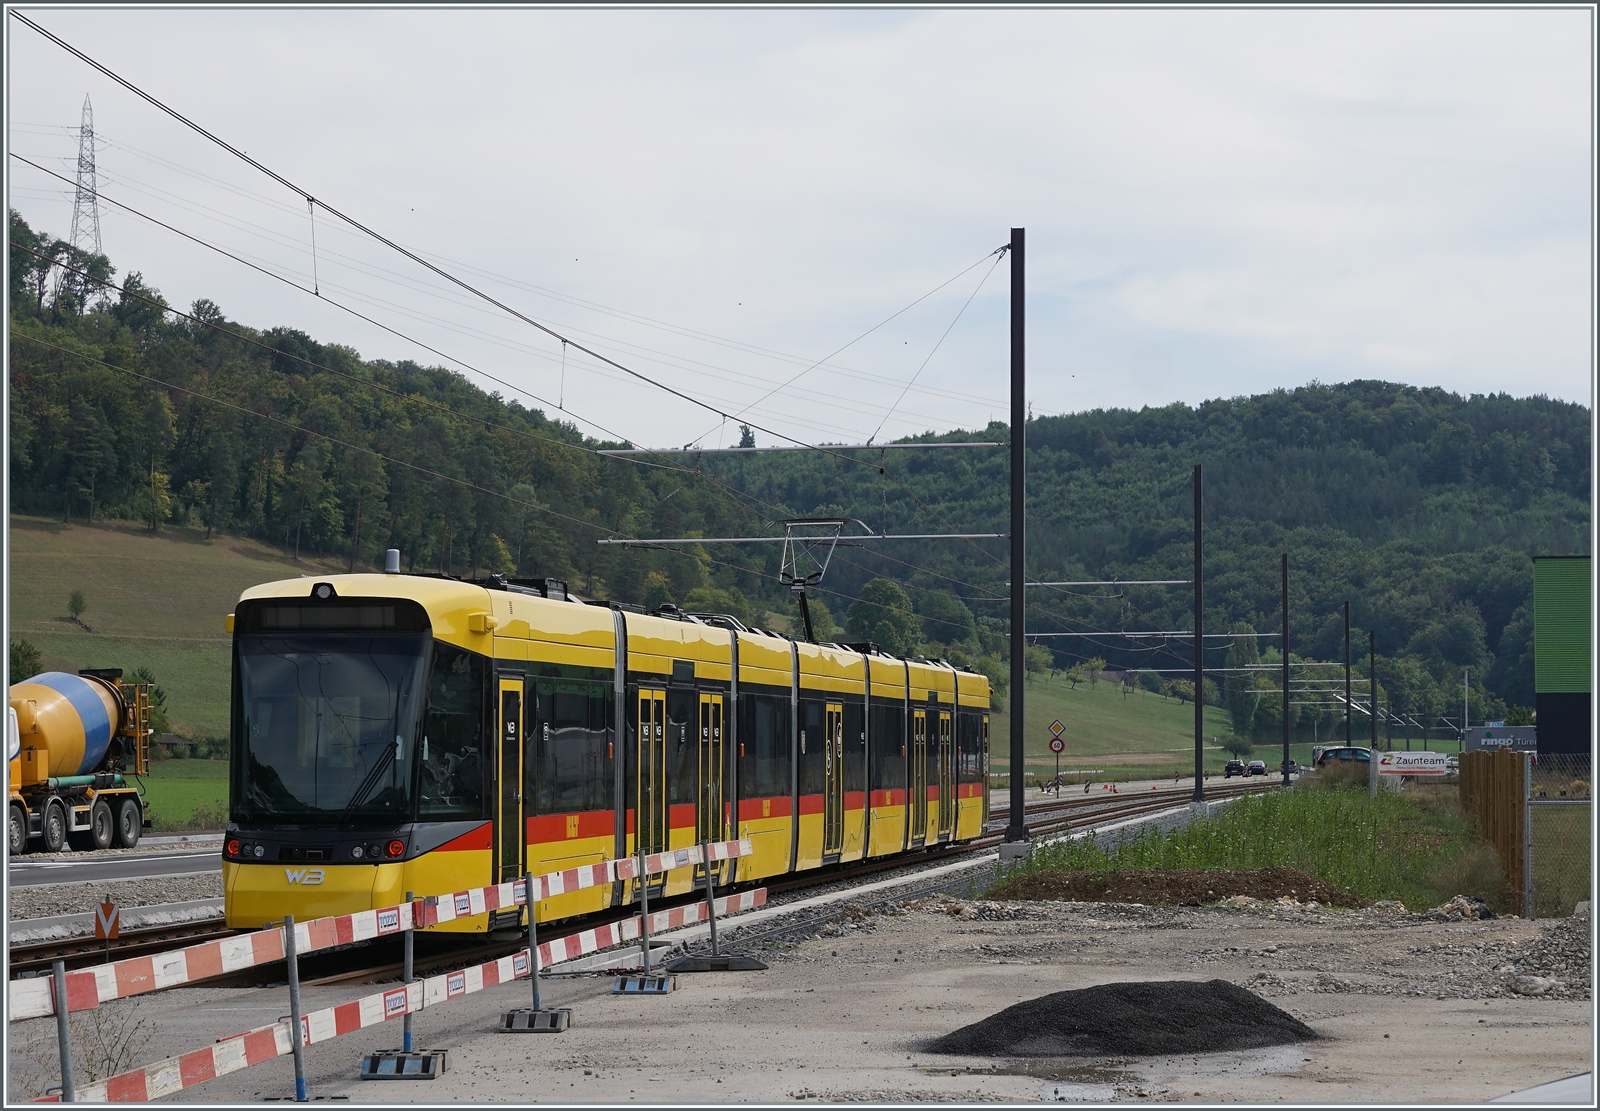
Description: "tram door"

(696, 693), (726, 845)
(823, 703), (845, 857)
(936, 710), (955, 840)
(496, 677), (525, 884)
(636, 690), (668, 857)
(910, 709), (928, 845)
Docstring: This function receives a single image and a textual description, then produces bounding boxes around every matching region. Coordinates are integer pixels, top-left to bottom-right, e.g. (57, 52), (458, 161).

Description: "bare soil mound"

(928, 979), (1317, 1058)
(989, 866), (1367, 909)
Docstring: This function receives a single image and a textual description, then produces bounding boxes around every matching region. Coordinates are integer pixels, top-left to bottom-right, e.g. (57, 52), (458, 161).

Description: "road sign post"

(94, 898), (119, 964)
(1048, 721), (1066, 794)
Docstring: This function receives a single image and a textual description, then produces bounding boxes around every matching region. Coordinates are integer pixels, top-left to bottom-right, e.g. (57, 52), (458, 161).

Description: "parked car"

(1224, 759), (1246, 778)
(1247, 760), (1268, 776)
(1280, 759), (1300, 776)
(1314, 746), (1372, 766)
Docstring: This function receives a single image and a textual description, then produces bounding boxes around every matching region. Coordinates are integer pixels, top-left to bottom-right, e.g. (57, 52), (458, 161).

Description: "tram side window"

(843, 702), (865, 794)
(957, 711), (982, 782)
(418, 644), (487, 819)
(797, 697), (825, 796)
(666, 690), (699, 806)
(738, 693), (790, 800)
(868, 704), (906, 794)
(530, 685), (612, 814)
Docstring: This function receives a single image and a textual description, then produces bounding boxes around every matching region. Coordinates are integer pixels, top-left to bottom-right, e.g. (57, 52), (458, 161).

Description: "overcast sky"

(7, 7), (1593, 450)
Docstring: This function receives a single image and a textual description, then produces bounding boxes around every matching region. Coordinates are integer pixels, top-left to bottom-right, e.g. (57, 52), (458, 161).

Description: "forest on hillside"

(9, 209), (1591, 743)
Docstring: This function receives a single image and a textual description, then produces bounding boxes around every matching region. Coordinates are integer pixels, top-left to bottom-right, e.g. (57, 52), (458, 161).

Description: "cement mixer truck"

(8, 669), (152, 854)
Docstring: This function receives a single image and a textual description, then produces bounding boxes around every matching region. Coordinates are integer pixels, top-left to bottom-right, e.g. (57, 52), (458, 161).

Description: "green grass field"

(138, 759), (230, 830)
(992, 673), (1236, 780)
(9, 514), (347, 735)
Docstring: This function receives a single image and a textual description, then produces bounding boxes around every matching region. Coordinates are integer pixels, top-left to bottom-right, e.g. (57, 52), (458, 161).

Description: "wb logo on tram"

(285, 867), (326, 885)
(565, 814), (580, 838)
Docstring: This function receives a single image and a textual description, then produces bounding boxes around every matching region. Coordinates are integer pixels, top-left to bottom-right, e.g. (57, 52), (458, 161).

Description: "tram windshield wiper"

(336, 733), (401, 827)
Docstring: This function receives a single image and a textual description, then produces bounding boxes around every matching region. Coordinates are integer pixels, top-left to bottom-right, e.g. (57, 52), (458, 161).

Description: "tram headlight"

(386, 840), (405, 858)
(351, 845), (364, 859)
(253, 844), (265, 858)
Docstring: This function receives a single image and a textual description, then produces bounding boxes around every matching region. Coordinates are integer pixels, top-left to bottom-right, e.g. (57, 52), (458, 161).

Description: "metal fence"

(1527, 753), (1591, 919)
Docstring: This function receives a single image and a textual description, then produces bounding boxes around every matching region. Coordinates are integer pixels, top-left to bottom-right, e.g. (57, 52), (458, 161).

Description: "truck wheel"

(114, 798), (142, 848)
(42, 801), (68, 853)
(89, 799), (115, 850)
(9, 805), (28, 856)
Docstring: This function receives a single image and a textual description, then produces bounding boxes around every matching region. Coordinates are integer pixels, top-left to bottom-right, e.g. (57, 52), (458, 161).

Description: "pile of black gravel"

(928, 979), (1316, 1058)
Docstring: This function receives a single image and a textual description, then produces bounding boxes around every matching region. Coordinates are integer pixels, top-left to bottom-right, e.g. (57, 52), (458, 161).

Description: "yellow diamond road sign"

(1049, 720), (1064, 737)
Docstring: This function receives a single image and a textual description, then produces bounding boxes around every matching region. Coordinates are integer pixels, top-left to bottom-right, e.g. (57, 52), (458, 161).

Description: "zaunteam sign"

(1376, 751), (1449, 776)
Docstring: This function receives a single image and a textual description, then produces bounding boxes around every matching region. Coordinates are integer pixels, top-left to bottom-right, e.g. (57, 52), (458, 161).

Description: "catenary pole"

(1193, 464), (1204, 802)
(1005, 227), (1028, 844)
(1282, 553), (1290, 786)
(1370, 630), (1378, 751)
(1343, 601), (1352, 747)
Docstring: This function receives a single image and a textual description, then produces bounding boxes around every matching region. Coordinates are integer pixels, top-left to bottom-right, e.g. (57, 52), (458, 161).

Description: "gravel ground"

(6, 873), (223, 921)
(875, 894), (1593, 1004)
(11, 884), (1586, 1104)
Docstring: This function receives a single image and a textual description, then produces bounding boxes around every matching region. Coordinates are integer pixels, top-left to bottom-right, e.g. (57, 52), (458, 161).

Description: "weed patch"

(996, 784), (1509, 912)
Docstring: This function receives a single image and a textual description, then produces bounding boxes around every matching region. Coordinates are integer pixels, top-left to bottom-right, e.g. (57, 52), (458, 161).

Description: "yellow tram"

(222, 569), (990, 932)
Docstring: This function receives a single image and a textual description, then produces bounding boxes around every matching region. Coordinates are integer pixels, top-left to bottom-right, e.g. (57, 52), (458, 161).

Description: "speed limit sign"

(1049, 737), (1065, 754)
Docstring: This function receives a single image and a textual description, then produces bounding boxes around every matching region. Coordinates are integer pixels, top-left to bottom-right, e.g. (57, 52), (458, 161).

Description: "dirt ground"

(8, 894), (1589, 1103)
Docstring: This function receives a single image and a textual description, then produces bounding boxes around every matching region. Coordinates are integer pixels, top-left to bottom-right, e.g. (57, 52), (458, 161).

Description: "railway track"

(7, 778), (1285, 985)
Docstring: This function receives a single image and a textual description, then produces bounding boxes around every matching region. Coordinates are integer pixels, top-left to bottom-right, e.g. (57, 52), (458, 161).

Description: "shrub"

(9, 636), (42, 681)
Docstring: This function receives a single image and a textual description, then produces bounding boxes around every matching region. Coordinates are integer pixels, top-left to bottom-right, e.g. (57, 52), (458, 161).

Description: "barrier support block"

(663, 954), (767, 972)
(360, 1050), (449, 1080)
(500, 1007), (572, 1033)
(612, 975), (676, 994)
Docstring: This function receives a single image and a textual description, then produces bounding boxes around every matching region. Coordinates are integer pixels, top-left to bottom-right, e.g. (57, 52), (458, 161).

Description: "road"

(7, 845), (222, 887)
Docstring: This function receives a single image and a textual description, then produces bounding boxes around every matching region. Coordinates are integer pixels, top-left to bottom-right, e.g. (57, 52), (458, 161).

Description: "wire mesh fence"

(1528, 753), (1591, 920)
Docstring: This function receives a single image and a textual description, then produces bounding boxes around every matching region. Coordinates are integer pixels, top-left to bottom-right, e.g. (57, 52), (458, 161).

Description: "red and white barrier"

(49, 886), (768, 1103)
(534, 916), (640, 967)
(642, 888), (768, 936)
(11, 838), (754, 1022)
(418, 838), (752, 927)
(8, 905), (414, 1023)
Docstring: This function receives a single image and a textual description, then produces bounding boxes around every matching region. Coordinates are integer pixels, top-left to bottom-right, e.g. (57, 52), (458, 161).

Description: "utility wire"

(7, 165), (801, 539)
(83, 126), (1005, 410)
(689, 245), (1009, 446)
(9, 10), (943, 471)
(869, 249), (1006, 444)
(13, 154), (1012, 592)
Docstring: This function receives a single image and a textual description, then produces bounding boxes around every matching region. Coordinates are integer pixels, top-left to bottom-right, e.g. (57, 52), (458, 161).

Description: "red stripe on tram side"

(668, 803), (697, 827)
(736, 796), (795, 821)
(526, 810), (615, 843)
(926, 785), (940, 802)
(797, 794), (824, 816)
(844, 791), (866, 810)
(432, 823), (493, 852)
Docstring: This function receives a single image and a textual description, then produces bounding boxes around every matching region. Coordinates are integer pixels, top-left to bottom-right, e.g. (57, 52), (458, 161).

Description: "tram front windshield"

(234, 632), (430, 825)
